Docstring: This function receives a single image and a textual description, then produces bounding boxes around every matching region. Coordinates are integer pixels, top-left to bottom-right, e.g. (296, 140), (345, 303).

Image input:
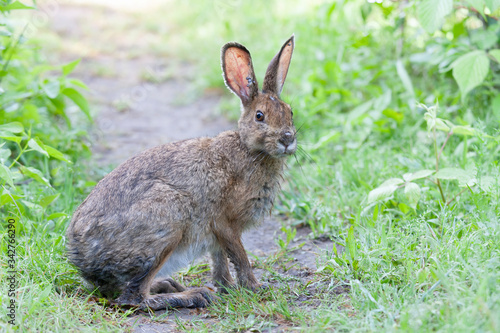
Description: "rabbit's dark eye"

(255, 111), (265, 122)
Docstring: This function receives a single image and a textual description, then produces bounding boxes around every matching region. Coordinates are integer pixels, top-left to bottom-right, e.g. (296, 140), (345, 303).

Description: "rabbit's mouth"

(275, 138), (297, 156)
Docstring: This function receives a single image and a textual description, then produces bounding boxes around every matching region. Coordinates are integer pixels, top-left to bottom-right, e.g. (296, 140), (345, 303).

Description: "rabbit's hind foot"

(150, 277), (186, 294)
(140, 287), (217, 311)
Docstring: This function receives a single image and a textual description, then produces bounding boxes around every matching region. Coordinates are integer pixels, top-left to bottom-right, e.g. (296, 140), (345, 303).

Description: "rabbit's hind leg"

(150, 277), (186, 294)
(140, 287), (215, 310)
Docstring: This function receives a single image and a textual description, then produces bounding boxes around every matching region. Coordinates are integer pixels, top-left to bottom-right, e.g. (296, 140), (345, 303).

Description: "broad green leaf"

(404, 182), (421, 210)
(403, 169), (435, 182)
(62, 59), (81, 76)
(0, 122), (23, 133)
(44, 145), (72, 163)
(452, 50), (489, 99)
(19, 165), (51, 187)
(488, 49), (500, 63)
(347, 226), (357, 261)
(0, 131), (22, 144)
(28, 139), (49, 157)
(380, 178), (405, 187)
(452, 125), (475, 136)
(368, 183), (400, 204)
(39, 193), (60, 208)
(485, 0), (500, 11)
(62, 88), (91, 120)
(471, 28), (497, 49)
(435, 167), (476, 187)
(0, 163), (14, 187)
(0, 148), (11, 163)
(0, 1), (33, 11)
(396, 59), (415, 97)
(417, 0), (453, 33)
(466, 0), (486, 18)
(43, 80), (61, 99)
(435, 167), (469, 180)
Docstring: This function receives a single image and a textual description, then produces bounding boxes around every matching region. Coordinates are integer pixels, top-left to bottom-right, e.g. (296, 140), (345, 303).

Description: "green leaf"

(452, 125), (476, 136)
(0, 148), (11, 163)
(452, 50), (490, 99)
(485, 0), (500, 11)
(43, 80), (61, 99)
(47, 212), (69, 220)
(28, 138), (49, 157)
(0, 163), (14, 187)
(396, 60), (415, 97)
(62, 59), (81, 76)
(380, 178), (405, 187)
(368, 178), (403, 204)
(19, 165), (51, 187)
(488, 49), (500, 63)
(39, 193), (60, 209)
(347, 226), (357, 262)
(0, 122), (24, 133)
(403, 169), (435, 182)
(62, 88), (91, 120)
(44, 145), (72, 163)
(466, 0), (486, 18)
(404, 182), (421, 210)
(471, 28), (497, 49)
(68, 78), (89, 90)
(417, 0), (453, 33)
(435, 167), (476, 187)
(0, 1), (34, 11)
(0, 131), (22, 144)
(382, 109), (404, 123)
(435, 167), (469, 180)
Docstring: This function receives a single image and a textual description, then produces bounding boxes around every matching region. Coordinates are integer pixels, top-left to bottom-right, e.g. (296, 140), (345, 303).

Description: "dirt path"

(41, 3), (333, 331)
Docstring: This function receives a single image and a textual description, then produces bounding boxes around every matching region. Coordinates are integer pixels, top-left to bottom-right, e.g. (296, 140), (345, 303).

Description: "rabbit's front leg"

(214, 229), (261, 291)
(211, 247), (236, 293)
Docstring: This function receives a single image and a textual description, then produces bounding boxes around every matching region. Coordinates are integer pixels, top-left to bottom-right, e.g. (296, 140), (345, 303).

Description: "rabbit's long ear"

(262, 35), (295, 96)
(222, 43), (258, 105)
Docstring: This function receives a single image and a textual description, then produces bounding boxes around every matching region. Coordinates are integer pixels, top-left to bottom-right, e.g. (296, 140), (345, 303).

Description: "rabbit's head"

(222, 36), (296, 157)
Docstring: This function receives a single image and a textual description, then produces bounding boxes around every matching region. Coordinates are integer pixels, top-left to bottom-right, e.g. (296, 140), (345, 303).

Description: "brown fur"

(66, 36), (296, 310)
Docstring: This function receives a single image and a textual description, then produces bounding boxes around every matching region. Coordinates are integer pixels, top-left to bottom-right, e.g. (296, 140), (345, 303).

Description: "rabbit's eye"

(255, 111), (265, 122)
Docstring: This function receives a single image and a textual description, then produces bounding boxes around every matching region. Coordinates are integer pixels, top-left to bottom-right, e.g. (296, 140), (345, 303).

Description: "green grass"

(1, 0), (500, 331)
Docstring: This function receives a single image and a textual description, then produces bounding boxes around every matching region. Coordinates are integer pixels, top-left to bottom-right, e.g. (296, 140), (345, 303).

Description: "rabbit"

(66, 35), (296, 310)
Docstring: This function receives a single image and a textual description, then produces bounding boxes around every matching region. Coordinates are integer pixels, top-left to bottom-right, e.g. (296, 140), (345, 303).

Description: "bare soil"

(41, 2), (337, 331)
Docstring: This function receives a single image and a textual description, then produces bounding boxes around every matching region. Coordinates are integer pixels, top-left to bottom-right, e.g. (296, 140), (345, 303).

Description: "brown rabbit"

(66, 35), (296, 310)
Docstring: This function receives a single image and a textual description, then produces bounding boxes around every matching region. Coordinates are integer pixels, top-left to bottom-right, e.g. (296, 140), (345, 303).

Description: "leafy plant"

(368, 103), (497, 210)
(413, 0), (500, 100)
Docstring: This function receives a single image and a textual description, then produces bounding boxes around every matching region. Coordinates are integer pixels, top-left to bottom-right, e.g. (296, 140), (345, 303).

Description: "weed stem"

(433, 126), (447, 203)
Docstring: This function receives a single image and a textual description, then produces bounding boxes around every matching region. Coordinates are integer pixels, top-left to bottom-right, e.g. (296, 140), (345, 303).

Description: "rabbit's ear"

(222, 43), (258, 105)
(262, 35), (295, 96)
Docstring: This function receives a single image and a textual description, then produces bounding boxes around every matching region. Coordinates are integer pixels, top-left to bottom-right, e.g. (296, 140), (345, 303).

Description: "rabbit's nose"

(279, 131), (295, 147)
